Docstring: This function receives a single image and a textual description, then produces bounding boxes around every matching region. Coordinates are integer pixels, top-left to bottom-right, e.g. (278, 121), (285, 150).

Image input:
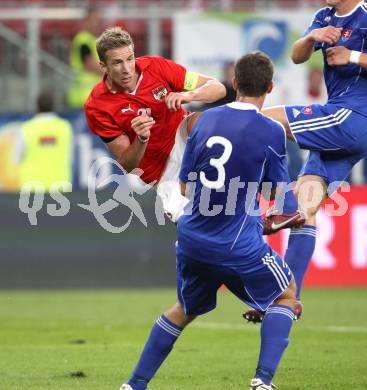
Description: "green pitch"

(1, 288), (367, 390)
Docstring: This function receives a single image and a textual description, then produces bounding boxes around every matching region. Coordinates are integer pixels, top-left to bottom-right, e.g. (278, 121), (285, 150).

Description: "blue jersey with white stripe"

(178, 102), (289, 266)
(304, 1), (367, 117)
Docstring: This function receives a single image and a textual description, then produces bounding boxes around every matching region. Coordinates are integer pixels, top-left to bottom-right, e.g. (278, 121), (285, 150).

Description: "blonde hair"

(96, 27), (134, 62)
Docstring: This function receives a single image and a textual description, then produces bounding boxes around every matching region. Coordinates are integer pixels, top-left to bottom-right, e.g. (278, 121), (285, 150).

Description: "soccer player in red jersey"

(85, 27), (226, 221)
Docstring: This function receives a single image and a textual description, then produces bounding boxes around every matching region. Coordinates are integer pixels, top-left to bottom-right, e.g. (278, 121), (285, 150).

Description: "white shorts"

(156, 116), (190, 223)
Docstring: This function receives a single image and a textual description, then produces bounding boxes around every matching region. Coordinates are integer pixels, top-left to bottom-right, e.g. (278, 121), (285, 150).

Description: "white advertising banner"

(173, 9), (327, 107)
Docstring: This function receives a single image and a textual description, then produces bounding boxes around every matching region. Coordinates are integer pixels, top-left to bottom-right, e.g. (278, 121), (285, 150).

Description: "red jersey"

(85, 56), (188, 184)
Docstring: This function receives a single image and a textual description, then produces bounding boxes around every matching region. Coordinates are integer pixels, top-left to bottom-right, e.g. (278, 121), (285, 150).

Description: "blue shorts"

(285, 104), (367, 185)
(176, 247), (292, 316)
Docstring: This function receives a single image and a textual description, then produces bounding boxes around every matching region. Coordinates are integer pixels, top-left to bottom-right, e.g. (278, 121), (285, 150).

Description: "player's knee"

(295, 176), (327, 219)
(262, 106), (293, 140)
(165, 301), (195, 328)
(274, 278), (296, 308)
(169, 301), (186, 318)
(287, 277), (297, 299)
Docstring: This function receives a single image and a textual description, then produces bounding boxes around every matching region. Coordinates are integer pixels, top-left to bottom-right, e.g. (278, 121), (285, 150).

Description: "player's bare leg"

(244, 174), (327, 323)
(288, 174), (327, 298)
(163, 300), (196, 328)
(260, 106), (306, 236)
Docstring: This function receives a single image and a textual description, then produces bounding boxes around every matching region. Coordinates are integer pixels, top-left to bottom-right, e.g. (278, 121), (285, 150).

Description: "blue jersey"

(304, 2), (367, 117)
(178, 102), (289, 265)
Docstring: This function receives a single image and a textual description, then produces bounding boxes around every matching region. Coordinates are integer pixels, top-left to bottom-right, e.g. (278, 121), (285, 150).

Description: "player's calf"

(252, 280), (295, 388)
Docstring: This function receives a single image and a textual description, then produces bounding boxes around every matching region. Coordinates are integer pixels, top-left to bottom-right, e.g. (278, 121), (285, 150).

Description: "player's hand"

(326, 46), (352, 66)
(308, 26), (342, 45)
(165, 92), (194, 112)
(131, 113), (155, 141)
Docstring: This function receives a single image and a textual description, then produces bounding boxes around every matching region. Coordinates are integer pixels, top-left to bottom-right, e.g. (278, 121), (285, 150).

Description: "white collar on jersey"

(335, 0), (364, 17)
(226, 102), (259, 112)
(129, 72), (144, 95)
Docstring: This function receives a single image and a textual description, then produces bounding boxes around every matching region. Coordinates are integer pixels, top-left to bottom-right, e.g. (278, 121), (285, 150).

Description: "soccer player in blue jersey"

(245, 0), (367, 323)
(120, 52), (297, 390)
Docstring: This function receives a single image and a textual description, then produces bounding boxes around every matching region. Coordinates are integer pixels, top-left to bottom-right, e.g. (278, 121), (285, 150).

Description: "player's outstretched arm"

(291, 26), (342, 64)
(165, 74), (226, 112)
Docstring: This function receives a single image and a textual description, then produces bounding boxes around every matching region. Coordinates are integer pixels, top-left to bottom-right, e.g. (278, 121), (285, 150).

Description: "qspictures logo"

(18, 157), (351, 233)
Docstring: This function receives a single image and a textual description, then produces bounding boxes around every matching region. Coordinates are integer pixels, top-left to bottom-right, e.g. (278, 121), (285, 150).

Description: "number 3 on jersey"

(200, 136), (233, 190)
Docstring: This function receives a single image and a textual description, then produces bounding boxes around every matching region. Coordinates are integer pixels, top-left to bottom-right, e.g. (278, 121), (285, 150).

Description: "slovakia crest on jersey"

(342, 29), (353, 41)
(303, 106), (313, 115)
(152, 85), (168, 101)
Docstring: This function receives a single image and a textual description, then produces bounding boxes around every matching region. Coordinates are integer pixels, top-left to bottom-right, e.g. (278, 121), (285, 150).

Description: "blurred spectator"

(200, 60), (236, 109)
(14, 91), (73, 191)
(68, 7), (103, 109)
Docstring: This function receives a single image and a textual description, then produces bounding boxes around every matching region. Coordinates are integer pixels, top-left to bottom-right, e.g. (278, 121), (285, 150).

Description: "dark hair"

(234, 51), (273, 97)
(37, 91), (54, 112)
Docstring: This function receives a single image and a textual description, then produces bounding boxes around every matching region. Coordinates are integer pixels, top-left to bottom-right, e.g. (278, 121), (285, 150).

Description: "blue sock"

(285, 225), (316, 298)
(282, 188), (298, 214)
(256, 305), (294, 385)
(274, 183), (298, 215)
(128, 315), (182, 390)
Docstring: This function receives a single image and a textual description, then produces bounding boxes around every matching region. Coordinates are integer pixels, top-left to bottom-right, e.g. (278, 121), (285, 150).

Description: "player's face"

(103, 45), (137, 92)
(325, 0), (344, 7)
(325, 0), (360, 12)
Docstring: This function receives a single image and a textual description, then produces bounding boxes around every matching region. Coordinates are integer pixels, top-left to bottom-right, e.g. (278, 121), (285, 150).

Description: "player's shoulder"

(312, 5), (335, 21)
(85, 80), (106, 105)
(84, 79), (115, 113)
(258, 113), (287, 149)
(136, 55), (174, 70)
(196, 105), (227, 125)
(259, 112), (286, 134)
(358, 1), (367, 17)
(56, 115), (73, 128)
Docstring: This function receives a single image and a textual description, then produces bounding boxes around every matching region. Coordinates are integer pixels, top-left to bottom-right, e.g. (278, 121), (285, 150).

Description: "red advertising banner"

(267, 186), (367, 287)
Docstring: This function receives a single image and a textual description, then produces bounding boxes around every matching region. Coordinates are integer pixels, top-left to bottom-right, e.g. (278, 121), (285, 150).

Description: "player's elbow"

(215, 81), (227, 101)
(291, 54), (306, 65)
(207, 79), (227, 102)
(291, 40), (313, 64)
(291, 49), (304, 64)
(218, 82), (227, 99)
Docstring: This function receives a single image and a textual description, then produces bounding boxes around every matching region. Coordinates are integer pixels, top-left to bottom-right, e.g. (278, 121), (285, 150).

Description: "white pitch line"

(192, 322), (256, 331)
(191, 322), (367, 333)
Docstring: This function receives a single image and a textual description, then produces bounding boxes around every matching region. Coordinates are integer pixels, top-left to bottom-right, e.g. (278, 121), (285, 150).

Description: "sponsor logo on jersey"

(152, 85), (168, 101)
(121, 104), (135, 114)
(39, 136), (57, 145)
(342, 29), (353, 41)
(303, 106), (313, 115)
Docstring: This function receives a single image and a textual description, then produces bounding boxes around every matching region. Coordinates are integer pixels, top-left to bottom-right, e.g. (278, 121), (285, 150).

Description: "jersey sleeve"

(153, 56), (187, 91)
(262, 123), (289, 188)
(85, 105), (125, 140)
(303, 8), (329, 51)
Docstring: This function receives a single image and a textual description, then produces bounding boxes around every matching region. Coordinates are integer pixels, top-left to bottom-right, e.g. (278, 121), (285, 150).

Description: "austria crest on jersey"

(342, 29), (353, 41)
(152, 85), (168, 101)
